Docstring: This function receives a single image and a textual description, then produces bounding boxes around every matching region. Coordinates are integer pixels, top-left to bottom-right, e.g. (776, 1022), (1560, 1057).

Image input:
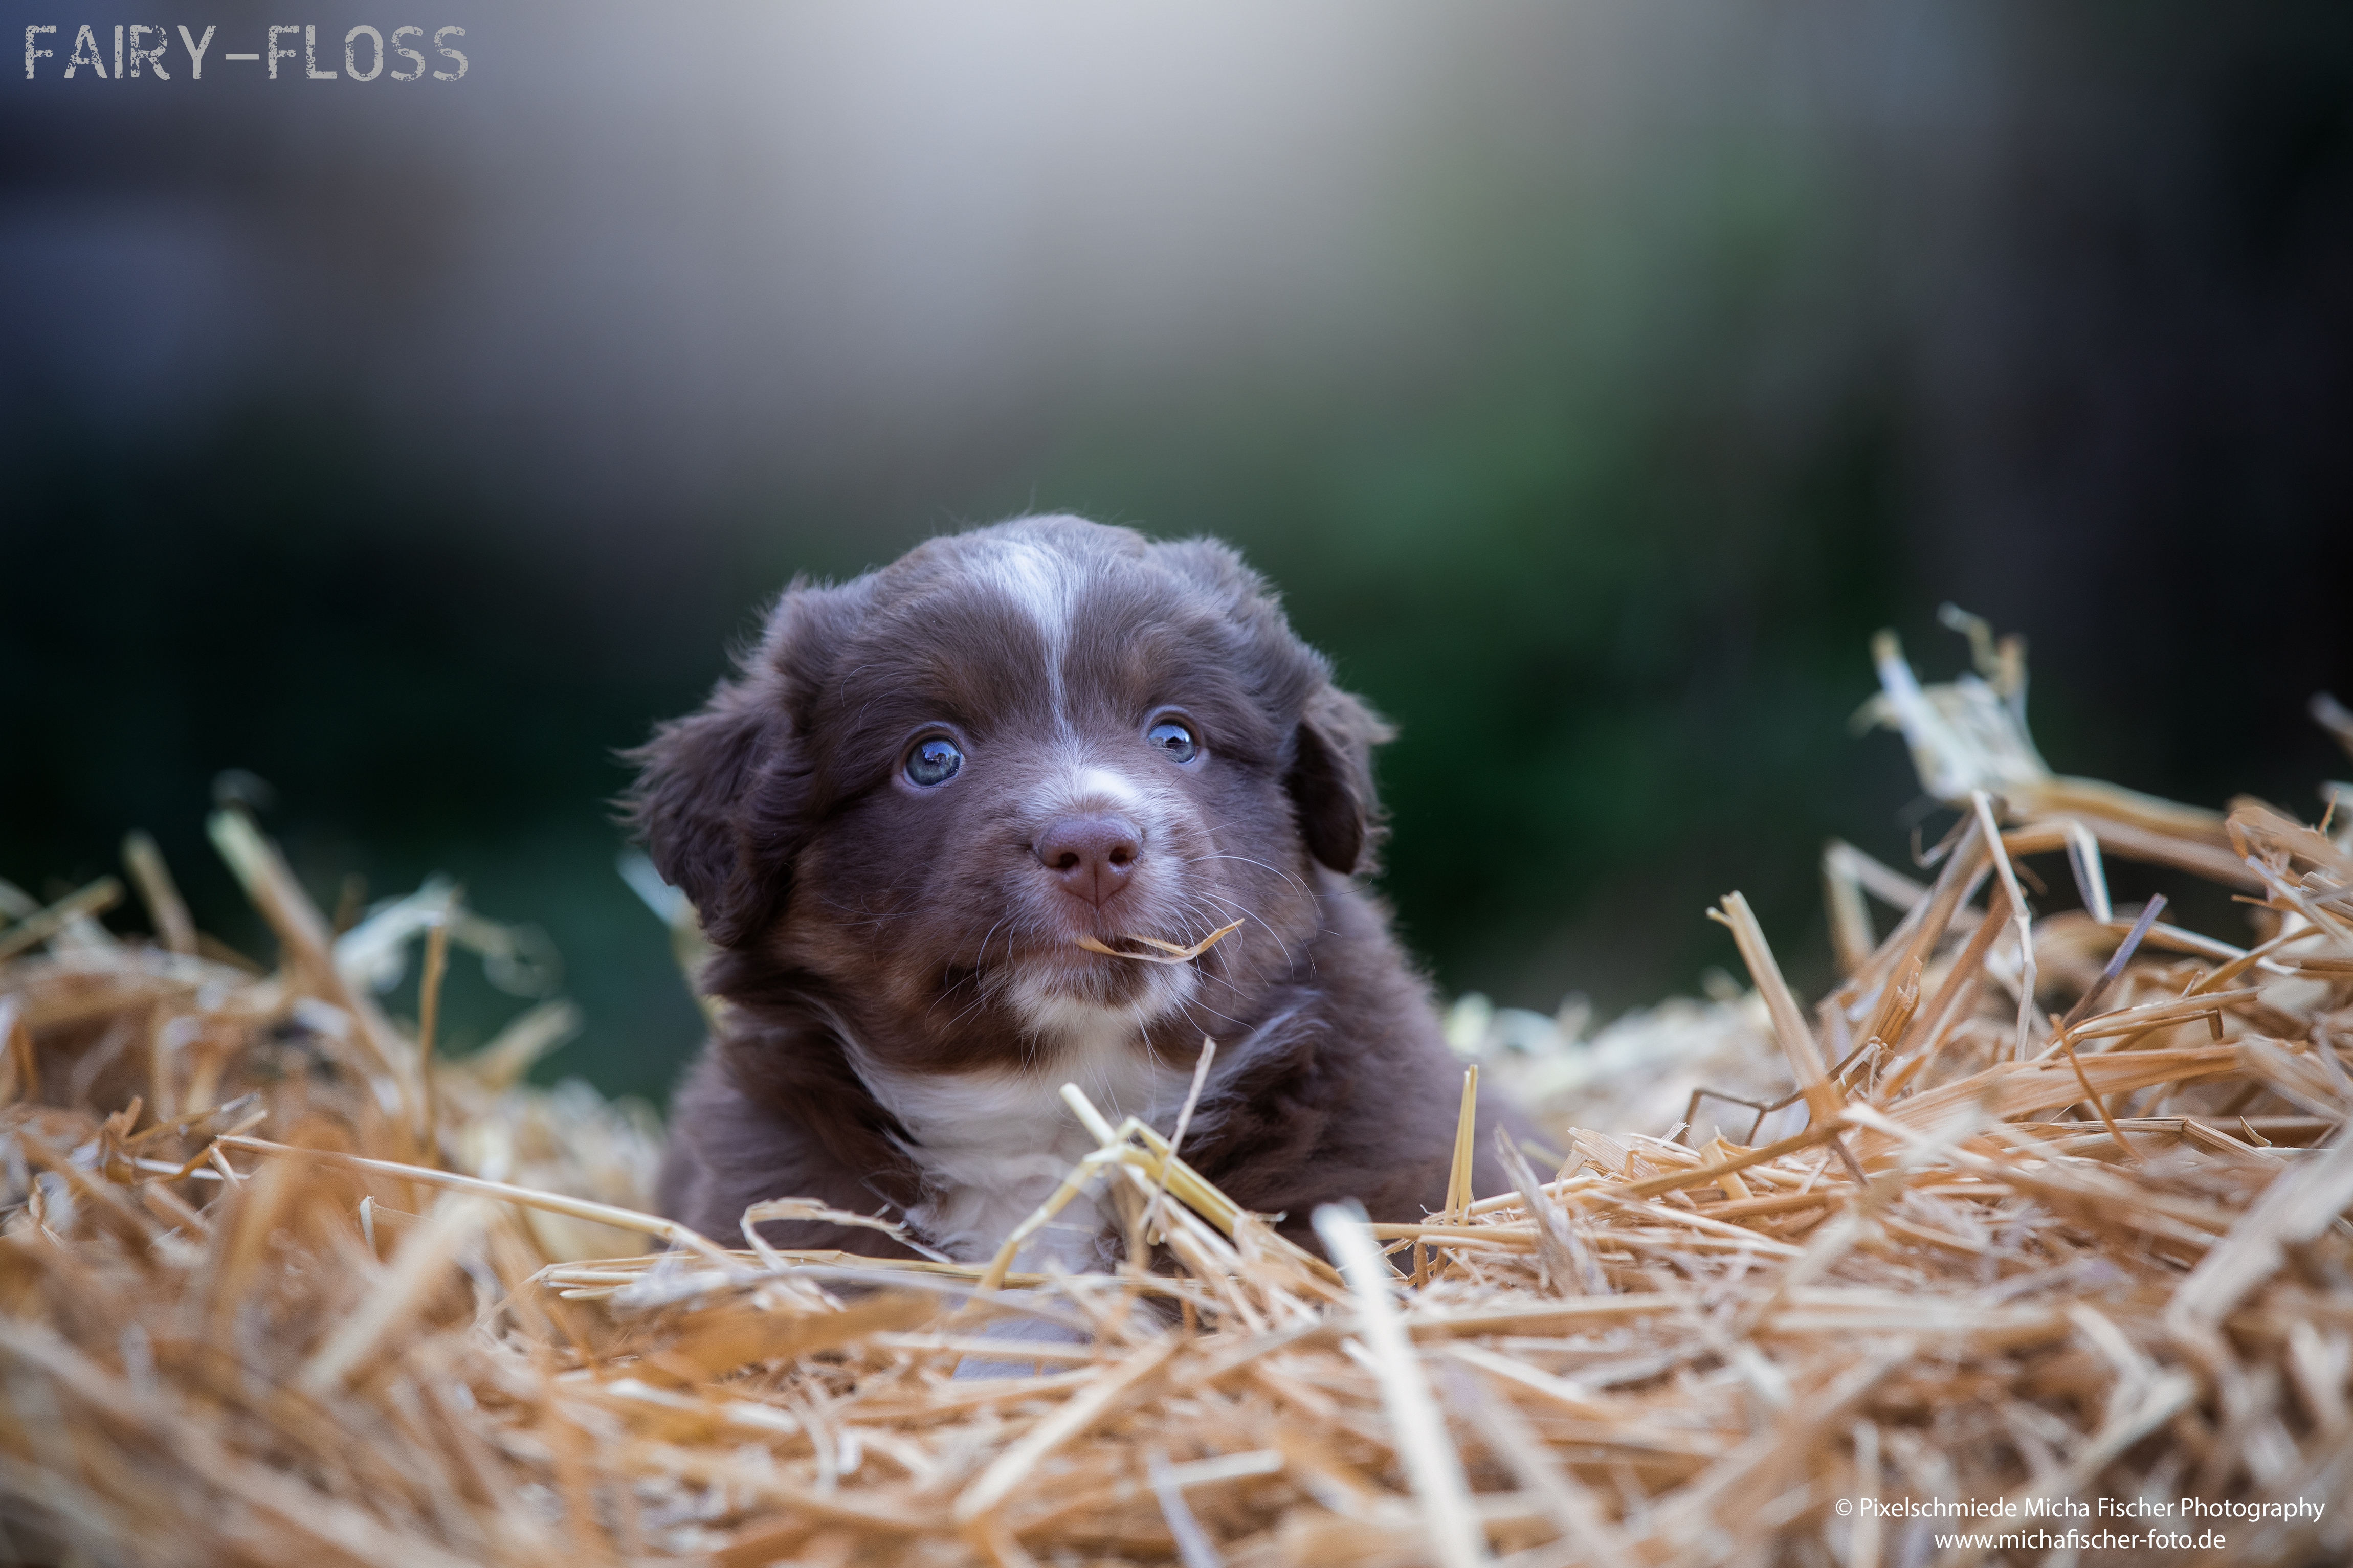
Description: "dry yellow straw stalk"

(1075, 919), (1246, 965)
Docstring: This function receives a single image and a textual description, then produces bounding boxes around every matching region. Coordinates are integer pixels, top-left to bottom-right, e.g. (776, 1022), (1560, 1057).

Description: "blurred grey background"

(6, 2), (2350, 1102)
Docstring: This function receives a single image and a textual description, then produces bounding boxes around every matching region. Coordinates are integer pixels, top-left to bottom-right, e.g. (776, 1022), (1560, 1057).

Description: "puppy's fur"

(635, 516), (1509, 1268)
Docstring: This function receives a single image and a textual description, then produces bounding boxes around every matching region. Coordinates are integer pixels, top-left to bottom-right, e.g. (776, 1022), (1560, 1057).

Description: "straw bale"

(3, 623), (2351, 1566)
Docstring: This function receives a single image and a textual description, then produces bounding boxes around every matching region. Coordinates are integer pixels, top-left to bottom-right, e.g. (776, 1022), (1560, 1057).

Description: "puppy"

(634, 515), (1512, 1271)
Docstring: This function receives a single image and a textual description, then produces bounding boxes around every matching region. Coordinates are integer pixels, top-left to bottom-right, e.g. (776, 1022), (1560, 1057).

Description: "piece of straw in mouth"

(1073, 917), (1244, 964)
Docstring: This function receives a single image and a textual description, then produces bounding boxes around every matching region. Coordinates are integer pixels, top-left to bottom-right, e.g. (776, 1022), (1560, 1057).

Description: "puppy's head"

(628, 516), (1388, 1069)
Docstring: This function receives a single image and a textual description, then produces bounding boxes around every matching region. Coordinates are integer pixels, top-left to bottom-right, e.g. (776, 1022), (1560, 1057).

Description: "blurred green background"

(5, 3), (2350, 1104)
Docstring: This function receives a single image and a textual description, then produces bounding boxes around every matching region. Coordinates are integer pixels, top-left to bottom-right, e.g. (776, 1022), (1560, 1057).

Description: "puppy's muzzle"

(1034, 813), (1142, 908)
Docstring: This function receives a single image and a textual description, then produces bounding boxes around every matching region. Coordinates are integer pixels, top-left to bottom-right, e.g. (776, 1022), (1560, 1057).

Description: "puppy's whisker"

(1190, 889), (1293, 971)
(1181, 852), (1313, 900)
(920, 923), (1005, 1023)
(1176, 903), (1252, 973)
(940, 996), (990, 1035)
(1187, 975), (1262, 1018)
(1182, 998), (1250, 1032)
(971, 915), (1012, 974)
(924, 978), (984, 1026)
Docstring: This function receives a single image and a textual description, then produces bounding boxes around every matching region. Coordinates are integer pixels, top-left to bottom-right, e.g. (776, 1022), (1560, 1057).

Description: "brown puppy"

(634, 515), (1511, 1270)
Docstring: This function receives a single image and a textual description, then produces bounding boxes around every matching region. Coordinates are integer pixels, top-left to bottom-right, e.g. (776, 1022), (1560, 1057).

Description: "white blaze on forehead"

(1060, 765), (1147, 818)
(983, 537), (1077, 713)
(1023, 742), (1163, 837)
(1025, 753), (1168, 856)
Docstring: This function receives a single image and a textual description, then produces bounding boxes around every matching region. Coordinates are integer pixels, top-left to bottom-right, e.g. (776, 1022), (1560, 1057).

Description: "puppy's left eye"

(906, 736), (964, 787)
(1146, 720), (1199, 764)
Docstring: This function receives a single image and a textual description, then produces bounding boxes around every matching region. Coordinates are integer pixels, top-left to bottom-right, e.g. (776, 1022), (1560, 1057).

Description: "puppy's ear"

(626, 579), (861, 948)
(626, 680), (778, 948)
(1286, 685), (1393, 876)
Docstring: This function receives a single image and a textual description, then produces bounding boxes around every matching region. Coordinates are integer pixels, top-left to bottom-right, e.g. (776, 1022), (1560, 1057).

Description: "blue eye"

(1147, 720), (1198, 764)
(906, 736), (964, 787)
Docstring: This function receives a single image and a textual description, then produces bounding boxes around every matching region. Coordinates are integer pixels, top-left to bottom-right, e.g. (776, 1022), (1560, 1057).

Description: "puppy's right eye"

(1146, 719), (1199, 764)
(906, 736), (964, 787)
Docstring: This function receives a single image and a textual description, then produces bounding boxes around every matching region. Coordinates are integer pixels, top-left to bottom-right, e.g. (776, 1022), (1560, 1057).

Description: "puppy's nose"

(1035, 815), (1143, 907)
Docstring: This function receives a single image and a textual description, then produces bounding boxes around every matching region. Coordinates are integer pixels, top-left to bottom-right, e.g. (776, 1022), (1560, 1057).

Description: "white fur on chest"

(855, 1014), (1187, 1269)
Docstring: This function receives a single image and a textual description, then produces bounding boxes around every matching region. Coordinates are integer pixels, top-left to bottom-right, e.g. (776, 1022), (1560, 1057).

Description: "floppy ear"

(1285, 684), (1392, 876)
(626, 579), (868, 946)
(625, 678), (780, 948)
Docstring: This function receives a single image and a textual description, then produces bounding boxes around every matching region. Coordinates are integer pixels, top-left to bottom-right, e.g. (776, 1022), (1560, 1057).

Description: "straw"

(217, 1135), (735, 1263)
(1074, 919), (1245, 965)
(1, 613), (2348, 1567)
(1313, 1201), (1486, 1568)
